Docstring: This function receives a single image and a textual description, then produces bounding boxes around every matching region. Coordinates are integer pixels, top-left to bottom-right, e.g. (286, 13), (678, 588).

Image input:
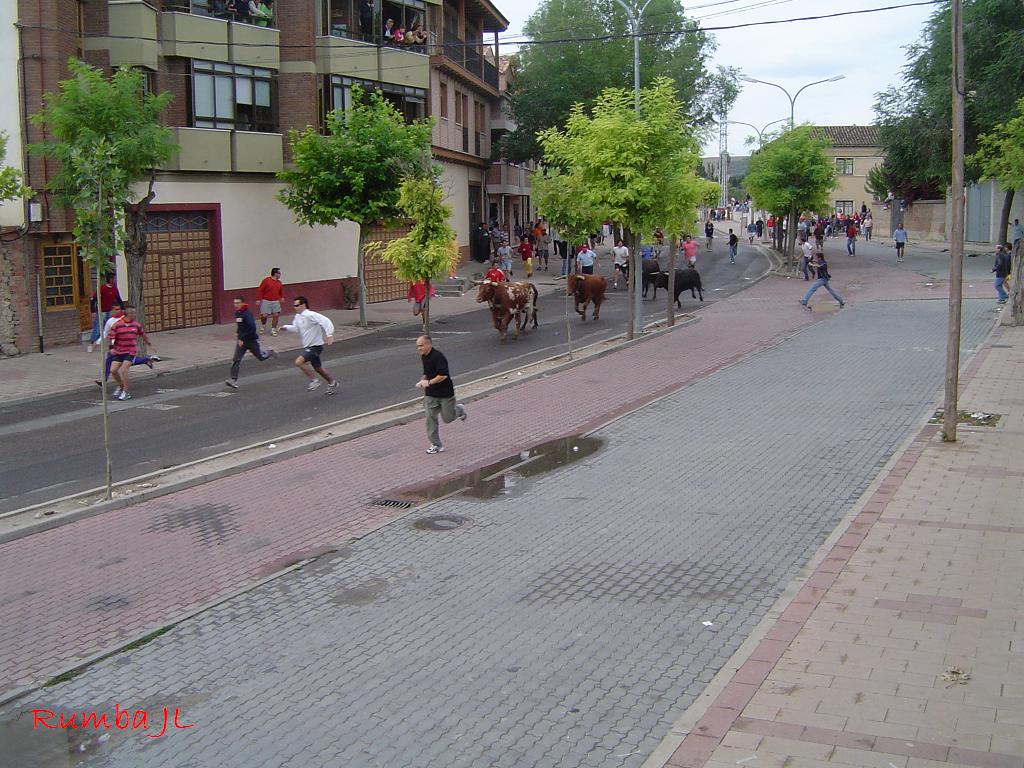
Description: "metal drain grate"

(373, 499), (414, 509)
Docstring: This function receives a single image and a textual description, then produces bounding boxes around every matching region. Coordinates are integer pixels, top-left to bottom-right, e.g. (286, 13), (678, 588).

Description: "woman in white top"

(612, 240), (630, 289)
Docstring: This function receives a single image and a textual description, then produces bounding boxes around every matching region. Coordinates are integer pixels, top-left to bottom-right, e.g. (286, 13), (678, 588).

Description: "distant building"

(817, 125), (884, 217)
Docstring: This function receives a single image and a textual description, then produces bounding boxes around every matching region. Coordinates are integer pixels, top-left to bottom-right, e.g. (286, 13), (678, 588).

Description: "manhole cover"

(412, 514), (470, 531)
(373, 499), (414, 509)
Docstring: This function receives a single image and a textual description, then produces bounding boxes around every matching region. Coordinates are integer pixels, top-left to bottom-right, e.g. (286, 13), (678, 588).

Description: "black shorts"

(895, 242), (905, 250)
(581, 265), (594, 275)
(301, 345), (324, 368)
(110, 353), (134, 363)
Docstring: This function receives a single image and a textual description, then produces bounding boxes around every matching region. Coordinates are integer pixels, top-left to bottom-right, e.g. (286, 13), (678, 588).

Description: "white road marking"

(137, 403), (181, 411)
(201, 392), (234, 398)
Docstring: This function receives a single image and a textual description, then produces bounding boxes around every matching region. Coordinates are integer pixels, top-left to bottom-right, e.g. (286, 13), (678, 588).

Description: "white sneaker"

(457, 404), (467, 422)
(307, 379), (321, 392)
(225, 379), (239, 389)
(117, 391), (131, 401)
(425, 444), (444, 454)
(87, 344), (94, 353)
(113, 387), (122, 398)
(271, 329), (278, 337)
(325, 381), (338, 395)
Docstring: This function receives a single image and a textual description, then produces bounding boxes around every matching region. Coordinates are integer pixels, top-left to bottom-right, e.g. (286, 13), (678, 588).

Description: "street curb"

(639, 309), (1006, 768)
(0, 313), (698, 545)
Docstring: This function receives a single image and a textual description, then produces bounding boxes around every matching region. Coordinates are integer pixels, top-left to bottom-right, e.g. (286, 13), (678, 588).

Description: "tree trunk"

(666, 233), (678, 326)
(123, 175), (157, 353)
(96, 260), (113, 500)
(997, 187), (1015, 247)
(422, 278), (431, 332)
(357, 228), (368, 327)
(1011, 237), (1024, 326)
(786, 206), (798, 270)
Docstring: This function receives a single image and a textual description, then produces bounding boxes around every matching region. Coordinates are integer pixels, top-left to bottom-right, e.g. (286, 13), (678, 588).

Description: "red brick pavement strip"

(0, 258), (966, 699)
(664, 327), (1006, 768)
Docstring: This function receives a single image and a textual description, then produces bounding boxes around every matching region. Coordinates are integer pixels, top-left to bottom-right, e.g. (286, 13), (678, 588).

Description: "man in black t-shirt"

(415, 335), (467, 454)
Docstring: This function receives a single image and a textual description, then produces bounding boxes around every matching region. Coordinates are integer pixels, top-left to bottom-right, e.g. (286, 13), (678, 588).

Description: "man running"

(257, 267), (284, 336)
(95, 303), (157, 396)
(682, 234), (699, 268)
(846, 220), (858, 255)
(704, 219), (714, 250)
(517, 235), (534, 277)
(415, 334), (467, 454)
(281, 296), (338, 393)
(800, 253), (845, 309)
(485, 259), (507, 283)
(225, 296), (276, 389)
(575, 242), (597, 275)
(612, 239), (629, 289)
(108, 305), (156, 401)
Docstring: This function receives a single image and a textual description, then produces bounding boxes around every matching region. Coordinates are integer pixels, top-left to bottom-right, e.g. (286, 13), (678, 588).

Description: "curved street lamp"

(739, 75), (846, 128)
(726, 117), (790, 147)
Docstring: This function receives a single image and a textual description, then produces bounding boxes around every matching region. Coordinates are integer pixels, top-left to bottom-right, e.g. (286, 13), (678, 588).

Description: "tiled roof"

(818, 125), (881, 148)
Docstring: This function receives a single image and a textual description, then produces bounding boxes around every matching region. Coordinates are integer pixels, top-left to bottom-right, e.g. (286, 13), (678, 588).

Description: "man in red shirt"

(484, 260), (507, 283)
(846, 221), (858, 256)
(256, 267), (284, 336)
(88, 273), (122, 352)
(517, 236), (534, 277)
(109, 305), (156, 401)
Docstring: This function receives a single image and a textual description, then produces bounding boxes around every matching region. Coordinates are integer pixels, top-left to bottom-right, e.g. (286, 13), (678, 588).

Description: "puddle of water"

(401, 436), (603, 503)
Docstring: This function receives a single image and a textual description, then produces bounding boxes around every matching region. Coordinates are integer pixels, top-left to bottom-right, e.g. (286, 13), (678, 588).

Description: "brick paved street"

(0, 248), (1003, 767)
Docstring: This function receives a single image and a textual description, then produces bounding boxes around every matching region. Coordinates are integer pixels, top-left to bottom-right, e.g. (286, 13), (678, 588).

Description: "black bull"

(647, 268), (704, 308)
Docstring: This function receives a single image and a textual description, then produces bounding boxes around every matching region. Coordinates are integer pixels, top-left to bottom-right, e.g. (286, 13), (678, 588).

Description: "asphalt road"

(0, 244), (766, 513)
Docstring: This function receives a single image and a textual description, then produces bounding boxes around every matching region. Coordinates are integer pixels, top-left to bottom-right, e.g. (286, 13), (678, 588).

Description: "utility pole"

(943, 0), (966, 442)
(615, 0), (652, 341)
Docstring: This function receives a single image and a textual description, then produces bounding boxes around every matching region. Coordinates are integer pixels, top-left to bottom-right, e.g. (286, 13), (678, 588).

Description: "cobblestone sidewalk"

(663, 324), (1024, 768)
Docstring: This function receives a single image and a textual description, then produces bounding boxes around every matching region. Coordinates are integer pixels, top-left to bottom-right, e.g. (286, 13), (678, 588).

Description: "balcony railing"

(165, 0), (277, 28)
(483, 59), (499, 90)
(437, 33), (497, 90)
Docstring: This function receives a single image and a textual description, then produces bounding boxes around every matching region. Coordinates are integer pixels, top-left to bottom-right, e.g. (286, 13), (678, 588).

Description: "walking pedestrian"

(800, 253), (844, 309)
(814, 220), (825, 253)
(87, 273), (122, 353)
(497, 237), (513, 278)
(704, 219), (714, 250)
(993, 244), (1011, 304)
(281, 296), (338, 394)
(746, 220), (757, 244)
(415, 334), (466, 454)
(517, 235), (534, 277)
(846, 221), (858, 255)
(893, 225), (908, 262)
(799, 238), (814, 281)
(225, 297), (276, 389)
(108, 305), (156, 401)
(256, 267), (284, 336)
(755, 217), (764, 239)
(612, 239), (629, 289)
(1010, 218), (1022, 249)
(728, 229), (738, 263)
(576, 242), (597, 275)
(539, 226), (551, 270)
(863, 214), (873, 241)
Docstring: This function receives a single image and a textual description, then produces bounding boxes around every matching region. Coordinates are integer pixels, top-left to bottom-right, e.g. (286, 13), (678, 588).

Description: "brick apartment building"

(0, 0), (517, 354)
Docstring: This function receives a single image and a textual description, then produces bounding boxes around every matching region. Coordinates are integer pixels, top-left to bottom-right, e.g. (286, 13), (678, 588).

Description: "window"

(836, 157), (855, 175)
(322, 0), (374, 40)
(381, 0), (428, 46)
(192, 61), (277, 132)
(835, 200), (854, 215)
(439, 82), (448, 119)
(454, 90), (464, 124)
(42, 244), (78, 310)
(323, 75), (426, 126)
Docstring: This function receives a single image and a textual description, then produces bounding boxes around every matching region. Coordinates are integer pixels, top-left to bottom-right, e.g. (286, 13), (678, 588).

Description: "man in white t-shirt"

(799, 238), (814, 281)
(611, 239), (630, 289)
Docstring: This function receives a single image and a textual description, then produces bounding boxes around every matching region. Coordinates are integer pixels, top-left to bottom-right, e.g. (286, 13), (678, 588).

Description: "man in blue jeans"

(993, 244), (1011, 304)
(800, 253), (845, 309)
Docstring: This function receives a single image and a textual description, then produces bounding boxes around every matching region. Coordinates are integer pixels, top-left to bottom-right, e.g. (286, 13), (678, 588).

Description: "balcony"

(163, 0), (278, 29)
(432, 34), (499, 94)
(486, 162), (532, 196)
(160, 7), (280, 68)
(83, 0), (160, 70)
(316, 37), (429, 89)
(164, 127), (283, 173)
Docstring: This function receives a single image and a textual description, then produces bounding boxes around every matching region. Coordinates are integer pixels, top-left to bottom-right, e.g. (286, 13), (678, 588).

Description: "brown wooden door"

(142, 212), (214, 332)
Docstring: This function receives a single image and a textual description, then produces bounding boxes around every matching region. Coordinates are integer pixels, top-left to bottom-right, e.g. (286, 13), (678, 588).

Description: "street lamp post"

(613, 0), (653, 340)
(739, 74), (846, 128)
(726, 117), (790, 147)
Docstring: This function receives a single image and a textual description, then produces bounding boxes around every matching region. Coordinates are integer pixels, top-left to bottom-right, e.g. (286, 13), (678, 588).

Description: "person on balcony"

(405, 23), (427, 48)
(383, 18), (396, 42)
(359, 0), (374, 36)
(252, 0), (273, 26)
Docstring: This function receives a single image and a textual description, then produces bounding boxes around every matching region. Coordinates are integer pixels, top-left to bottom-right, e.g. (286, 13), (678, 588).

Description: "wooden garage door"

(142, 212), (215, 332)
(363, 222), (412, 303)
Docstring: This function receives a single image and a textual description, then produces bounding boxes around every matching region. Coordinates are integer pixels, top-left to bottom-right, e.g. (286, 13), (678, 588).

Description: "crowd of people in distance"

(382, 17), (428, 49)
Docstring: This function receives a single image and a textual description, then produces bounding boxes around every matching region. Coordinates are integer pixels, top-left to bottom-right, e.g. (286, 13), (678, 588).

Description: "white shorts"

(261, 300), (282, 315)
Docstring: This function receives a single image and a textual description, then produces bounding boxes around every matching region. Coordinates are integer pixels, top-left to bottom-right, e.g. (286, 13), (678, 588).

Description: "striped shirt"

(110, 320), (145, 355)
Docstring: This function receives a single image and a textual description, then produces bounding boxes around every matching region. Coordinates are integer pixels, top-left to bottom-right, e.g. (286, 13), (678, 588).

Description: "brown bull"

(475, 279), (539, 342)
(567, 274), (607, 321)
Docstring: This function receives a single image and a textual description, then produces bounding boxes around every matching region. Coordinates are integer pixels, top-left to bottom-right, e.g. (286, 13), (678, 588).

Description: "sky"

(496, 0), (936, 157)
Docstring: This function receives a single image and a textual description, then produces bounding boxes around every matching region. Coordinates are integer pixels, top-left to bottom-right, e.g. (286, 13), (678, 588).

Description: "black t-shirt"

(421, 348), (455, 398)
(728, 233), (738, 246)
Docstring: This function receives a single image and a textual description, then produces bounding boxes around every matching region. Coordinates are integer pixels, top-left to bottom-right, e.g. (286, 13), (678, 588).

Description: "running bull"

(649, 267), (704, 307)
(475, 279), (539, 342)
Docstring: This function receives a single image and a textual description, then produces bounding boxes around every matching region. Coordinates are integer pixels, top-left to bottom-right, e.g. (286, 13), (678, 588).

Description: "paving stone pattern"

(2, 299), (994, 768)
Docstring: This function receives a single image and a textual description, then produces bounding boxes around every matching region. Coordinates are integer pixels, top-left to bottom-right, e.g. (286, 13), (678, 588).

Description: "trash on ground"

(941, 667), (971, 687)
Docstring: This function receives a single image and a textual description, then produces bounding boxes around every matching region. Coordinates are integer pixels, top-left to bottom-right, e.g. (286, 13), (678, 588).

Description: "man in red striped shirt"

(109, 305), (156, 401)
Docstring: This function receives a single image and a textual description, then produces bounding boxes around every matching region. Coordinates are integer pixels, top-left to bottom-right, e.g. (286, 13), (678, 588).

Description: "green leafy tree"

(30, 59), (176, 329)
(531, 166), (604, 246)
(538, 77), (712, 336)
(502, 0), (714, 162)
(864, 164), (889, 202)
(972, 97), (1024, 322)
(874, 0), (1024, 220)
(365, 178), (459, 331)
(745, 126), (836, 267)
(0, 132), (28, 203)
(278, 87), (433, 327)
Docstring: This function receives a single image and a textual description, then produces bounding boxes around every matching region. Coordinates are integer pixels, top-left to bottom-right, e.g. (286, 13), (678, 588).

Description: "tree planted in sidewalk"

(30, 59), (176, 335)
(365, 177), (459, 331)
(0, 132), (30, 352)
(744, 126), (835, 268)
(972, 97), (1024, 323)
(537, 77), (713, 336)
(278, 87), (433, 327)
